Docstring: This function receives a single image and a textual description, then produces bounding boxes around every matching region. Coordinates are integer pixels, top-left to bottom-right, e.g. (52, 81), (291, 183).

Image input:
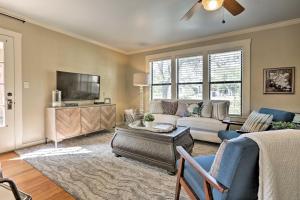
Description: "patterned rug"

(16, 131), (218, 200)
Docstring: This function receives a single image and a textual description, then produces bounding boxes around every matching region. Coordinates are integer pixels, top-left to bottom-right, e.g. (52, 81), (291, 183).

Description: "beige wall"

(0, 15), (128, 144)
(128, 23), (300, 114)
(1, 14), (299, 146)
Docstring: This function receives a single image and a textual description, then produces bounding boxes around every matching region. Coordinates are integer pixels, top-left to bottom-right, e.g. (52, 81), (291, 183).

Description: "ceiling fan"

(181, 0), (245, 21)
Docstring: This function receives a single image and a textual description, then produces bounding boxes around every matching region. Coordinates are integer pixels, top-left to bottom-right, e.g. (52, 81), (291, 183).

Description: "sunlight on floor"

(11, 147), (91, 160)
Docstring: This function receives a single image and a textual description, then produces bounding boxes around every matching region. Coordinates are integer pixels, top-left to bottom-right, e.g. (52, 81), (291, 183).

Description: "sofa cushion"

(152, 114), (180, 125)
(149, 100), (163, 114)
(175, 101), (189, 117)
(161, 100), (178, 115)
(240, 111), (273, 132)
(177, 117), (227, 133)
(201, 101), (213, 118)
(181, 155), (215, 200)
(259, 107), (295, 122)
(187, 102), (203, 117)
(212, 102), (229, 120)
(218, 130), (241, 141)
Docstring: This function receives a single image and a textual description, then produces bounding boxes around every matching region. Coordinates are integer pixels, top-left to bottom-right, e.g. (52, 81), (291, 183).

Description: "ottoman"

(111, 125), (194, 174)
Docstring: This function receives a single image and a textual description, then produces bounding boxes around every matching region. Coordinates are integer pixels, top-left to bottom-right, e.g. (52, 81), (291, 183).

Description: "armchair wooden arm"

(0, 178), (22, 200)
(175, 146), (228, 200)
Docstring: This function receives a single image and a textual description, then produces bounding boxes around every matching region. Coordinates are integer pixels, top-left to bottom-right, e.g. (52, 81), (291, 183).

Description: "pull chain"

(222, 8), (226, 24)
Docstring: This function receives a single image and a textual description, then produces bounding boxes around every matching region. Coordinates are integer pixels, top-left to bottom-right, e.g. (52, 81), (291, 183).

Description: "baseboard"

(16, 139), (45, 150)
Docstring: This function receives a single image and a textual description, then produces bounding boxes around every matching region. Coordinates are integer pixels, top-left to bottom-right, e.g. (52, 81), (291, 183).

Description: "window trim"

(146, 39), (251, 116)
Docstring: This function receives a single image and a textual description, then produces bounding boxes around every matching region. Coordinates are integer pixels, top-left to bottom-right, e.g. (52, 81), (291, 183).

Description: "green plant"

(144, 113), (155, 122)
(272, 121), (297, 130)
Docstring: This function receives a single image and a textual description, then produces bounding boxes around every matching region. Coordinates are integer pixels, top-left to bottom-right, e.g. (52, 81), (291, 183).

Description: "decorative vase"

(144, 121), (153, 128)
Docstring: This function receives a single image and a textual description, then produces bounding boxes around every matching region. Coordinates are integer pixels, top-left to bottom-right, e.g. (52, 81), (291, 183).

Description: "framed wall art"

(263, 67), (295, 94)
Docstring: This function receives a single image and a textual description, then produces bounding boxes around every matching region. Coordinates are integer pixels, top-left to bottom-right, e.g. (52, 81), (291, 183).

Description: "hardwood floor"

(0, 151), (74, 200)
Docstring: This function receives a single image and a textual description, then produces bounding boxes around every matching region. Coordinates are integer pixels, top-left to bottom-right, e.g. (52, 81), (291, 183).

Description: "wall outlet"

(23, 81), (30, 89)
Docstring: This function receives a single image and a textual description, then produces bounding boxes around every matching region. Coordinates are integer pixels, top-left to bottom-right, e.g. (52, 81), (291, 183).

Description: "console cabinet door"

(81, 107), (101, 134)
(101, 105), (116, 129)
(56, 108), (81, 139)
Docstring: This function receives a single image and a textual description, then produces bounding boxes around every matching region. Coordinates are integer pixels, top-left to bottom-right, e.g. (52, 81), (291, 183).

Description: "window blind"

(177, 56), (203, 100)
(150, 59), (172, 99)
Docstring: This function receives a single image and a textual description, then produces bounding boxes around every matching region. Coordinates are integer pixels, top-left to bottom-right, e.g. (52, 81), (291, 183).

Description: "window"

(177, 56), (203, 100)
(150, 59), (172, 99)
(209, 50), (242, 115)
(147, 39), (250, 116)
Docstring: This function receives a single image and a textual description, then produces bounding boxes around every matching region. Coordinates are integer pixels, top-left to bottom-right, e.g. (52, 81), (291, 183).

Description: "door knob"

(7, 99), (13, 110)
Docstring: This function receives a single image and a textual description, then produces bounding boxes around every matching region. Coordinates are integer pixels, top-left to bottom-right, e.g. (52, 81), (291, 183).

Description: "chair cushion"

(181, 155), (215, 200)
(152, 114), (180, 125)
(177, 117), (227, 133)
(259, 107), (295, 122)
(218, 130), (241, 141)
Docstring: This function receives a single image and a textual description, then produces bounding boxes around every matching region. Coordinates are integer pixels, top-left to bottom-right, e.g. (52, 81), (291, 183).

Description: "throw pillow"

(201, 101), (213, 118)
(124, 109), (135, 124)
(240, 111), (273, 132)
(212, 102), (229, 120)
(149, 100), (163, 114)
(161, 100), (178, 115)
(175, 101), (189, 117)
(187, 102), (203, 117)
(210, 140), (229, 178)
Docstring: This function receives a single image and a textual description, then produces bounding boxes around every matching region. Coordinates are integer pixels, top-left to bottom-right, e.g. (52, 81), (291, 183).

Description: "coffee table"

(111, 125), (194, 175)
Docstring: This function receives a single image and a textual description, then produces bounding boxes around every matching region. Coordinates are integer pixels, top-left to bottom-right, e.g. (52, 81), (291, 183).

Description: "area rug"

(16, 131), (218, 200)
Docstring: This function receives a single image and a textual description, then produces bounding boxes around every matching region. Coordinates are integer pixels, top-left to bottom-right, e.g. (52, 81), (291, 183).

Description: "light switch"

(24, 81), (30, 89)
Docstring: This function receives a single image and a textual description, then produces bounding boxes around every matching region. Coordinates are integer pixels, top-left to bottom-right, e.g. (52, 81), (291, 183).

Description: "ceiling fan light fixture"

(202, 0), (224, 11)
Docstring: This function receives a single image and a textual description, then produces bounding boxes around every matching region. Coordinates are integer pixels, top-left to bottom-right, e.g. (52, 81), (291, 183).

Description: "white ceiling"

(0, 0), (300, 54)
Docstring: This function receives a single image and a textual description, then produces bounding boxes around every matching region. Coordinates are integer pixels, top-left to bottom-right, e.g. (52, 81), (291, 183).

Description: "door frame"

(0, 27), (22, 150)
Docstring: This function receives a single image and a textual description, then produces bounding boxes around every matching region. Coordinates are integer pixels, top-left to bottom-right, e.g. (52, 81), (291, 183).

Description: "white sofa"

(151, 100), (229, 143)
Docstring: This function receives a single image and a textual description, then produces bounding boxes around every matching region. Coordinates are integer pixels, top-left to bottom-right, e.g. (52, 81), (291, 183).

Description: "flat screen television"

(56, 71), (100, 101)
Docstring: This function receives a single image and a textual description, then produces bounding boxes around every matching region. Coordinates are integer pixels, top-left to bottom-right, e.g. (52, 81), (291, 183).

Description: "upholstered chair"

(175, 137), (259, 200)
(218, 107), (295, 141)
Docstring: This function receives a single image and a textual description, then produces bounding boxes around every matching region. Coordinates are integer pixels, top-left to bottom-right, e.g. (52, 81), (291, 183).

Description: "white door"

(0, 35), (15, 153)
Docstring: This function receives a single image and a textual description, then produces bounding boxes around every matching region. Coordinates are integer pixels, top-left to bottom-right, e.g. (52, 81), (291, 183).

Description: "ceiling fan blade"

(181, 0), (202, 21)
(223, 0), (245, 16)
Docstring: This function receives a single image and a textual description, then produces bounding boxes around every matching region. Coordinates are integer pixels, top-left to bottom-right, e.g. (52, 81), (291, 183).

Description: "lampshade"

(133, 73), (149, 86)
(202, 0), (224, 11)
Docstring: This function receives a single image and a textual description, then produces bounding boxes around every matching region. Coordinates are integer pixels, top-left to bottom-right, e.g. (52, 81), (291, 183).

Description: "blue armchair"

(175, 137), (259, 200)
(218, 107), (295, 141)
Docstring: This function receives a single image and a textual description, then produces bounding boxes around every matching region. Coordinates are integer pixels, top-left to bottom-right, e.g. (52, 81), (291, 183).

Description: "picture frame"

(104, 97), (111, 104)
(263, 67), (295, 94)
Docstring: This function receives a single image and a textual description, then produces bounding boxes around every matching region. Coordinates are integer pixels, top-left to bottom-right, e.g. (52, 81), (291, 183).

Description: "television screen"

(57, 71), (100, 101)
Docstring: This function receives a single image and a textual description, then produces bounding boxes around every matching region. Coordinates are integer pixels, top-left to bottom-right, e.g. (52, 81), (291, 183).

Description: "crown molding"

(0, 7), (127, 55)
(127, 18), (300, 55)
